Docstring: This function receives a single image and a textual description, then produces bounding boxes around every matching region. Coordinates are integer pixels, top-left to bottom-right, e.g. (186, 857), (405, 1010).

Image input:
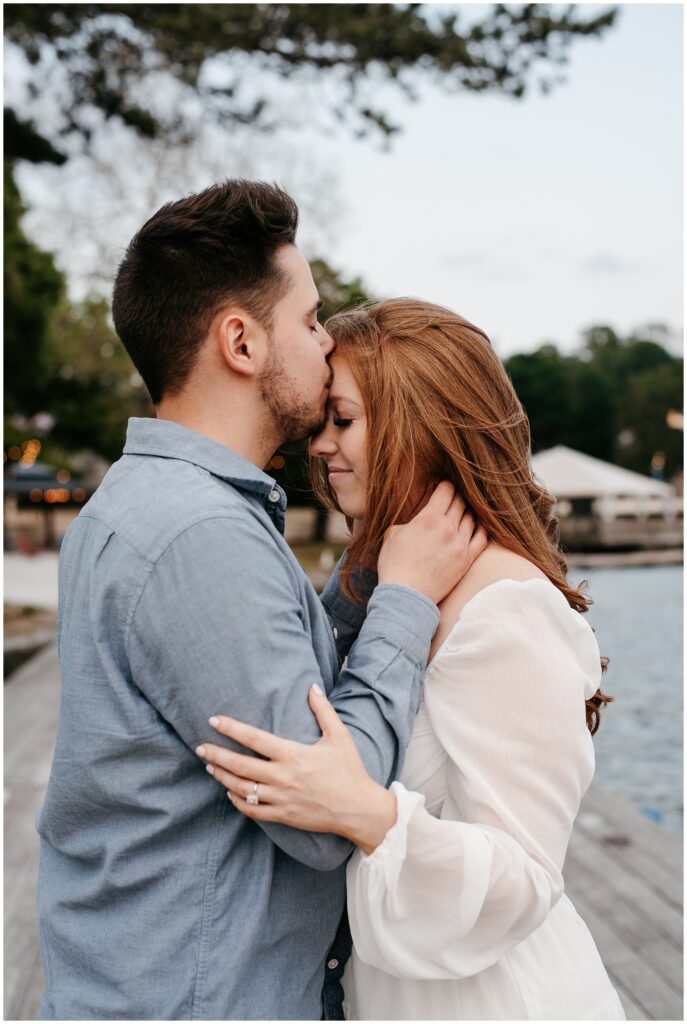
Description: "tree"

(505, 330), (683, 480)
(5, 3), (618, 154)
(504, 344), (572, 452)
(615, 361), (683, 479)
(4, 108), (66, 416)
(4, 162), (64, 415)
(3, 108), (150, 465)
(45, 297), (152, 463)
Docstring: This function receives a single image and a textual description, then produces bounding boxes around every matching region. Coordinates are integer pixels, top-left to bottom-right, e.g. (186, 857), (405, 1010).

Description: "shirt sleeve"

(126, 514), (439, 872)
(319, 553), (377, 667)
(347, 583), (599, 979)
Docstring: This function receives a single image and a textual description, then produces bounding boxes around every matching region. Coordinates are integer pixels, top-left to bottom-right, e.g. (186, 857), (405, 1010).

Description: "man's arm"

(319, 553), (377, 667)
(126, 514), (438, 872)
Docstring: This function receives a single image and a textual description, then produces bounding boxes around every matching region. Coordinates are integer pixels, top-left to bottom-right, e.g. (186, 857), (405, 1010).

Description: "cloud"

(441, 250), (488, 268)
(581, 253), (635, 275)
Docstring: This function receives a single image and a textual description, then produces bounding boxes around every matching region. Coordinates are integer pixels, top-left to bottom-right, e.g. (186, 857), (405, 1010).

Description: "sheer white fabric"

(344, 579), (625, 1020)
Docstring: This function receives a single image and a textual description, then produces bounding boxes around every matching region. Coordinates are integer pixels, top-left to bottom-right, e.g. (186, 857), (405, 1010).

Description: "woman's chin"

(337, 500), (365, 522)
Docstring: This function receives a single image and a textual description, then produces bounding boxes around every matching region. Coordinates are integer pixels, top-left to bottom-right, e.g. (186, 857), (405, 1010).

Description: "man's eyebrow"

(307, 298), (324, 317)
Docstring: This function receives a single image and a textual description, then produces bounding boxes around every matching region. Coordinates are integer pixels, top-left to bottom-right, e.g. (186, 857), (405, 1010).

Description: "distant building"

(531, 446), (682, 551)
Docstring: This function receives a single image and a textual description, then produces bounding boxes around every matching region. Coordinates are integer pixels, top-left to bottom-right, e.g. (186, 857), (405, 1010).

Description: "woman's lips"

(328, 469), (352, 483)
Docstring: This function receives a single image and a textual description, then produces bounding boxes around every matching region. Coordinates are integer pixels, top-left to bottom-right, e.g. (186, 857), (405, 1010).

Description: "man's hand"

(377, 482), (488, 606)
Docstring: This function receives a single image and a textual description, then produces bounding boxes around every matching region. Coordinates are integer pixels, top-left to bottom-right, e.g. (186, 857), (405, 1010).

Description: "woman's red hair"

(310, 298), (612, 735)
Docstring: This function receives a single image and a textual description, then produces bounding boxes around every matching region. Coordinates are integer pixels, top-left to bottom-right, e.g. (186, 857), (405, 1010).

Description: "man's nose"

(319, 327), (335, 358)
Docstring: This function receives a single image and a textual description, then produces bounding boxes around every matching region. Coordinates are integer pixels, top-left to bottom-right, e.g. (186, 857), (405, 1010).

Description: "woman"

(199, 299), (624, 1020)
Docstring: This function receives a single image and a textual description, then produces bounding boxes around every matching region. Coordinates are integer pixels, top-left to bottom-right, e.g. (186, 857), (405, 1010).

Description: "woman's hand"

(196, 685), (397, 854)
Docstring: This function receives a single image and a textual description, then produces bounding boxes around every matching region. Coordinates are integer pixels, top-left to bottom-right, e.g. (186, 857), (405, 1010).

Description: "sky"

(8, 2), (684, 360)
(311, 2), (684, 357)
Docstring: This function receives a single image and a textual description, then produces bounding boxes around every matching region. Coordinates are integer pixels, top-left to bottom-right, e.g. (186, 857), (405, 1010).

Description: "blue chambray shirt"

(37, 417), (439, 1021)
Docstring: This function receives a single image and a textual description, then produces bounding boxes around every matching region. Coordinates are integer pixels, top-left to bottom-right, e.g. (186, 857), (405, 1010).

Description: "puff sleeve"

(347, 581), (600, 980)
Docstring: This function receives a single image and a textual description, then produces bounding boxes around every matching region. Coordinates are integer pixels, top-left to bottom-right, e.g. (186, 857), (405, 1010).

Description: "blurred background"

(3, 5), (684, 1018)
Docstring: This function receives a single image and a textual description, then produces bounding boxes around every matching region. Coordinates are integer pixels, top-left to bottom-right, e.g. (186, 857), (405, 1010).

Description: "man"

(37, 180), (483, 1020)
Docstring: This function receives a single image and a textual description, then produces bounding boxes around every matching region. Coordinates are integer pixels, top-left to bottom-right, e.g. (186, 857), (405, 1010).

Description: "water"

(576, 564), (683, 835)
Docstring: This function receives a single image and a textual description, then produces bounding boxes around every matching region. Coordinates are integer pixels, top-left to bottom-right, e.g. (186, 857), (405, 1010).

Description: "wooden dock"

(4, 643), (683, 1021)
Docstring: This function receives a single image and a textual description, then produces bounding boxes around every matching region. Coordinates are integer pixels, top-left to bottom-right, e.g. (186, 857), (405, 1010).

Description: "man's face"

(258, 246), (334, 443)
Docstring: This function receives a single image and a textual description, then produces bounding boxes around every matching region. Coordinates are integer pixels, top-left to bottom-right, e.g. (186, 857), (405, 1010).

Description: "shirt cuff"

(363, 584), (440, 665)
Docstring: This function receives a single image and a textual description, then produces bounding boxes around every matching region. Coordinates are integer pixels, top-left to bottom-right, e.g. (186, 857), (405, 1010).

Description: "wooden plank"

(580, 784), (683, 874)
(4, 644), (684, 1021)
(565, 897), (684, 1020)
(4, 646), (57, 1021)
(607, 971), (650, 1021)
(565, 865), (682, 995)
(18, 950), (45, 1022)
(565, 828), (683, 950)
(4, 644), (60, 783)
(5, 789), (43, 881)
(3, 873), (41, 1021)
(573, 815), (683, 912)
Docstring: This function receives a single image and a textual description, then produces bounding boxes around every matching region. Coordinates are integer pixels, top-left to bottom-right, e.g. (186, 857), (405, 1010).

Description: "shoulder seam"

(122, 513), (260, 654)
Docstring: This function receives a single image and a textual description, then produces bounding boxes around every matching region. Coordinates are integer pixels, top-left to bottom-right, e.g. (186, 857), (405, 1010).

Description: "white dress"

(343, 579), (626, 1021)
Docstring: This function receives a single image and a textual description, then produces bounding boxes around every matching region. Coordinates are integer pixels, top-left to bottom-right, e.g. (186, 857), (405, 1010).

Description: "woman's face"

(309, 353), (368, 520)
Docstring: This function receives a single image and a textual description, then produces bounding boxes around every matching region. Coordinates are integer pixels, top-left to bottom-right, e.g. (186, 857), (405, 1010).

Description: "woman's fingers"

(228, 792), (280, 821)
(469, 524), (490, 557)
(307, 684), (346, 738)
(195, 743), (276, 783)
(421, 480), (456, 515)
(446, 491), (467, 527)
(205, 762), (280, 805)
(457, 510), (476, 541)
(207, 714), (294, 759)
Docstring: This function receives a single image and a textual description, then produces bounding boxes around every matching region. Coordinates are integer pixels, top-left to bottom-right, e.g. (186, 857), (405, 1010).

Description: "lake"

(577, 563), (683, 834)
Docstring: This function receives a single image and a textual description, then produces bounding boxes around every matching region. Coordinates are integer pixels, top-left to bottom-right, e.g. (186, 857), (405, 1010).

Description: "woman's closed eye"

(333, 417), (353, 428)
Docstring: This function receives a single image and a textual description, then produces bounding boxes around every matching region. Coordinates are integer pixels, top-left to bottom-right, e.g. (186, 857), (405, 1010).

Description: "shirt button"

(327, 958), (339, 970)
(332, 627), (338, 641)
(268, 489), (280, 503)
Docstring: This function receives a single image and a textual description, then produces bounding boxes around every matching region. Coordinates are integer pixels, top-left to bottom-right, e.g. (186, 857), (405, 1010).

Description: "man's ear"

(216, 312), (263, 378)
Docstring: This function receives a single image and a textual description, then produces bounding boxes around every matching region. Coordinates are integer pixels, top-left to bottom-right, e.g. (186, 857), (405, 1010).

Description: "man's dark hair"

(112, 179), (299, 404)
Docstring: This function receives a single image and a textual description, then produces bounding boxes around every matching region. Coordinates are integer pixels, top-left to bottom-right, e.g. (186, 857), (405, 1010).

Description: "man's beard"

(258, 348), (331, 444)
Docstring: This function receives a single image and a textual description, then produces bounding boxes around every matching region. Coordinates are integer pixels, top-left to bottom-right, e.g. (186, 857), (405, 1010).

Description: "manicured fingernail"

(205, 764), (215, 775)
(227, 791), (233, 800)
(311, 683), (323, 696)
(209, 716), (220, 727)
(195, 745), (206, 758)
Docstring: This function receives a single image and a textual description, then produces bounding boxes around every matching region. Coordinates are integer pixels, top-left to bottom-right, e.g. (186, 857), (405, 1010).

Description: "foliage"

(4, 161), (64, 415)
(4, 113), (151, 467)
(5, 3), (617, 150)
(505, 328), (683, 480)
(43, 297), (152, 462)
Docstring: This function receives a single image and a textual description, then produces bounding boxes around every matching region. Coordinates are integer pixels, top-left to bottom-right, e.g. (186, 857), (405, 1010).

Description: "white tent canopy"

(530, 445), (675, 499)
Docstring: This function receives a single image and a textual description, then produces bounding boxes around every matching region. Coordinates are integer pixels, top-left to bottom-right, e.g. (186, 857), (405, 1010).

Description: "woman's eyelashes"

(333, 417), (353, 428)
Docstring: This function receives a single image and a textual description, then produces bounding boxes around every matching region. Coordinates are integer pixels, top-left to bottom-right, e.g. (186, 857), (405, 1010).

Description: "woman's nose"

(309, 426), (337, 459)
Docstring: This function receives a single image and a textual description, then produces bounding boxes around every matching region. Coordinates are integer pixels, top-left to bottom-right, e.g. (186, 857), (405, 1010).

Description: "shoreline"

(566, 547), (683, 568)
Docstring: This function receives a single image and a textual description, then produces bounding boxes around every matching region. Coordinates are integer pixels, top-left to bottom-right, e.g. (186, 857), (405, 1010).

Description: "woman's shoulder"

(446, 543), (548, 610)
(427, 545), (602, 698)
(428, 544), (548, 660)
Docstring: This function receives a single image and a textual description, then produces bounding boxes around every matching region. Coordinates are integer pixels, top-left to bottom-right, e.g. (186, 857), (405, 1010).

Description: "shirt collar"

(123, 417), (286, 514)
